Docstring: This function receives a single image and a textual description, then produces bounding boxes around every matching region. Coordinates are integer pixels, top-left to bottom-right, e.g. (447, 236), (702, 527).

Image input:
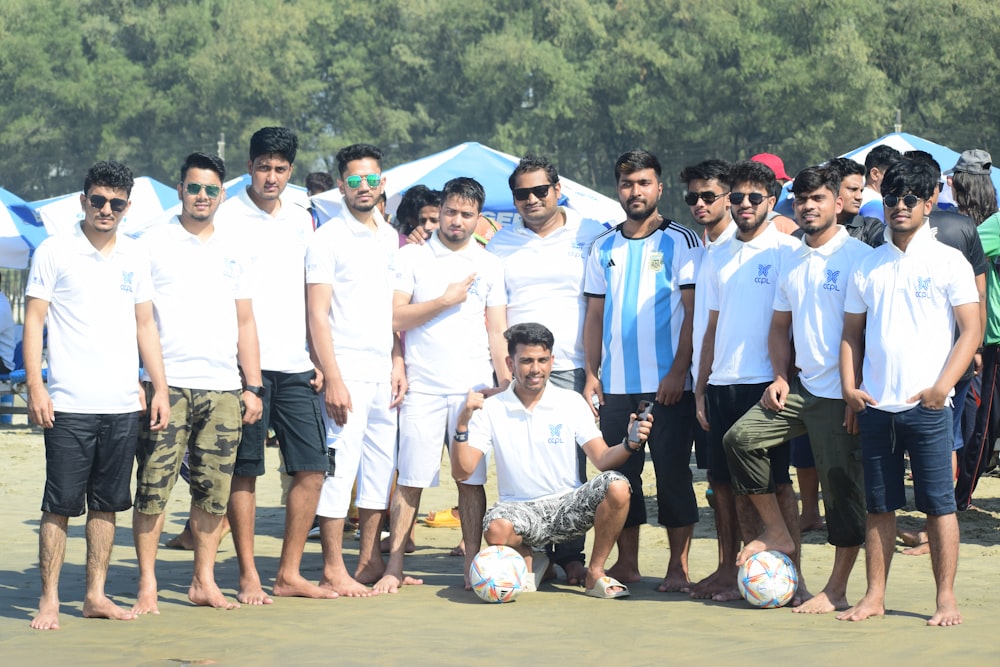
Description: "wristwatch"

(622, 437), (642, 454)
(244, 384), (266, 397)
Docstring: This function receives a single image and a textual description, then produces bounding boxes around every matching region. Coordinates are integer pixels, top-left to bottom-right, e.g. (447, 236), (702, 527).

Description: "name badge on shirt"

(648, 251), (664, 273)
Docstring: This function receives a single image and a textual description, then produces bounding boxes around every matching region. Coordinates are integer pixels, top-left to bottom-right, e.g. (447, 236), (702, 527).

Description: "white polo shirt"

(395, 234), (506, 394)
(215, 188), (314, 374)
(486, 209), (607, 371)
(140, 218), (248, 391)
(845, 222), (978, 412)
(305, 211), (398, 383)
(692, 222), (736, 385)
(774, 227), (872, 399)
(703, 222), (798, 386)
(585, 220), (703, 394)
(26, 225), (151, 412)
(468, 383), (602, 503)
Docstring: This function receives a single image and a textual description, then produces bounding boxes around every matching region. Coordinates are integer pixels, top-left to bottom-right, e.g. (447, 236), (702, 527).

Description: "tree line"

(2, 0), (999, 221)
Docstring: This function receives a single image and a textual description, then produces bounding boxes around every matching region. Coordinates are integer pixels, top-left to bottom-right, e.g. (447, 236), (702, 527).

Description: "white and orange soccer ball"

(469, 546), (528, 603)
(737, 550), (799, 608)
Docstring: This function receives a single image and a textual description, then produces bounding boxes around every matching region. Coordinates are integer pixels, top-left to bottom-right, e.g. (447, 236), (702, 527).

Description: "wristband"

(621, 437), (641, 454)
(453, 430), (469, 443)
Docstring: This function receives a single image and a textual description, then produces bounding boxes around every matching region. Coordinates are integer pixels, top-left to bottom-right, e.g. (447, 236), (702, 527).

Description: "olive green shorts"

(134, 385), (242, 516)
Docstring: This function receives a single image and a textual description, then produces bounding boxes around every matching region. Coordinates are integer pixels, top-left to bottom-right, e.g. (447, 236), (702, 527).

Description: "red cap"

(751, 153), (790, 181)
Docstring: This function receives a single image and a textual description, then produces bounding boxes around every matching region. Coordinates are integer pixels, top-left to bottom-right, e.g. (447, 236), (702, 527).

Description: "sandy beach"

(1, 421), (999, 666)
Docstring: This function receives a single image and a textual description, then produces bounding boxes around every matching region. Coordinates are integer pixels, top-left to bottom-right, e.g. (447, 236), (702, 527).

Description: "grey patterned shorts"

(482, 471), (630, 547)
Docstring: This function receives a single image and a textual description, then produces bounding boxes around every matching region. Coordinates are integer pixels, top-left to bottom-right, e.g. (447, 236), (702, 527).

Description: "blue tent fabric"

(0, 187), (47, 269)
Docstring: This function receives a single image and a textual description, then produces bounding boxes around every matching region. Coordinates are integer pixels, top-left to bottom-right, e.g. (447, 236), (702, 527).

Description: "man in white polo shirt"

(693, 160), (799, 602)
(132, 152), (263, 614)
(838, 158), (979, 627)
(24, 161), (169, 630)
(723, 165), (871, 614)
(485, 154), (607, 586)
(306, 143), (406, 597)
(451, 323), (650, 598)
(374, 177), (509, 594)
(215, 127), (333, 604)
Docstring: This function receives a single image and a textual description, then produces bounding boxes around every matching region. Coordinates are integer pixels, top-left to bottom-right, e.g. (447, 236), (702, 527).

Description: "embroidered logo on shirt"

(547, 423), (564, 445)
(222, 258), (237, 278)
(754, 264), (773, 284)
(606, 258), (616, 268)
(915, 277), (931, 298)
(468, 276), (482, 296)
(822, 269), (840, 292)
(120, 271), (134, 293)
(648, 251), (664, 273)
(568, 241), (587, 259)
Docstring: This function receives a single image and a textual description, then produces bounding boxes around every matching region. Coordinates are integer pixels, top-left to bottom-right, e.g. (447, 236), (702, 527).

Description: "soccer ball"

(469, 546), (528, 603)
(737, 550), (799, 608)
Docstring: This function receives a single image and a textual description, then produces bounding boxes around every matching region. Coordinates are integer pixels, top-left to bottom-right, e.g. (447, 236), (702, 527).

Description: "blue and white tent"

(311, 142), (622, 228)
(0, 187), (47, 269)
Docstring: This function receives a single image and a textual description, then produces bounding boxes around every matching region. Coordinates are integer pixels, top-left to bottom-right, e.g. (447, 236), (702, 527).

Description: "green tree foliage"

(1, 0), (998, 214)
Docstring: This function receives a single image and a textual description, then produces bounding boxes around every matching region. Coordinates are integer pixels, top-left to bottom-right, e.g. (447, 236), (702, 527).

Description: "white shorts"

(316, 380), (397, 518)
(397, 391), (488, 487)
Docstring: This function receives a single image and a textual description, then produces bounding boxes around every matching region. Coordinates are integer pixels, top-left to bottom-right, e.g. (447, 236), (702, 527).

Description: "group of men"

(25, 128), (982, 629)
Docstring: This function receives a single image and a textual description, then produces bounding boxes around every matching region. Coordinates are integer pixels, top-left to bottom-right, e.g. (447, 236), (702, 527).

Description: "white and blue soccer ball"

(737, 550), (799, 608)
(469, 546), (528, 603)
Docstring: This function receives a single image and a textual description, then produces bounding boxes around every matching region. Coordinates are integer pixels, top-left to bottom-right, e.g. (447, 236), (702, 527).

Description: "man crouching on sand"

(449, 323), (649, 598)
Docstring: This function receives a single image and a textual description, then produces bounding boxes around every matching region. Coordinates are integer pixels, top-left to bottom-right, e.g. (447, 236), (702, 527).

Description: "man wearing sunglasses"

(214, 127), (335, 604)
(583, 150), (703, 591)
(307, 143), (405, 597)
(132, 152), (263, 614)
(484, 154), (608, 587)
(693, 160), (799, 602)
(25, 161), (169, 630)
(839, 158), (979, 626)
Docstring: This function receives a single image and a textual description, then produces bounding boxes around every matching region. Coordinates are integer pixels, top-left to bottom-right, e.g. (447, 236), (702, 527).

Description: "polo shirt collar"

(339, 208), (390, 238)
(70, 221), (125, 258)
(512, 207), (576, 236)
(497, 380), (559, 415)
(428, 232), (478, 257)
(706, 220), (736, 248)
(735, 219), (779, 250)
(796, 225), (849, 257)
(885, 220), (933, 254)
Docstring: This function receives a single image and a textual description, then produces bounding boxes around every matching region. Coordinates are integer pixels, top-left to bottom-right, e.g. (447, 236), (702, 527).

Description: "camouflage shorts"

(134, 385), (242, 516)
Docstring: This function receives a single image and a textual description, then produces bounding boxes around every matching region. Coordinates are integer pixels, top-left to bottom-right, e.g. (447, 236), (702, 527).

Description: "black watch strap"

(244, 384), (265, 397)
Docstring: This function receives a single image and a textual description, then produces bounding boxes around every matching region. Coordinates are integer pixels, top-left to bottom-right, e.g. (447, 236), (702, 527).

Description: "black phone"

(627, 400), (653, 442)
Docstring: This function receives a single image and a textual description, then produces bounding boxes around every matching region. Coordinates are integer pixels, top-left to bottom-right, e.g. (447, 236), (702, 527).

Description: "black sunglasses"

(88, 194), (128, 213)
(883, 194), (921, 208)
(512, 184), (552, 201)
(684, 191), (729, 206)
(728, 192), (765, 206)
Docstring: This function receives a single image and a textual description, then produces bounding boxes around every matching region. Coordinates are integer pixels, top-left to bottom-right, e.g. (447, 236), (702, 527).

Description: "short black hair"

(305, 172), (335, 195)
(729, 160), (776, 194)
(903, 150), (942, 183)
(615, 150), (661, 182)
(395, 185), (442, 234)
(679, 159), (732, 189)
(336, 143), (383, 176)
(881, 158), (937, 200)
(441, 177), (485, 212)
(825, 157), (865, 179)
(504, 322), (554, 357)
(249, 126), (298, 164)
(791, 165), (840, 198)
(84, 160), (134, 196)
(180, 152), (226, 184)
(508, 154), (559, 191)
(865, 145), (902, 176)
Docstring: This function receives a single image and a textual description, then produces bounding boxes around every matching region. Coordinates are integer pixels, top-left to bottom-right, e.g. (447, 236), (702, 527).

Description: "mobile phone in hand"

(628, 400), (653, 442)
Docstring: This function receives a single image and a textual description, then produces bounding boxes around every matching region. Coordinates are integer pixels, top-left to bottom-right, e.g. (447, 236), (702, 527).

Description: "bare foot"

(798, 516), (826, 532)
(689, 568), (740, 601)
(563, 561), (587, 587)
(928, 596), (963, 627)
(583, 570), (627, 595)
(236, 577), (274, 606)
(189, 579), (239, 610)
(788, 580), (811, 608)
(132, 579), (160, 615)
(605, 562), (642, 584)
(736, 529), (795, 567)
(656, 568), (692, 593)
(902, 542), (930, 556)
(30, 597), (60, 630)
(372, 571), (424, 594)
(354, 561), (385, 586)
(836, 595), (884, 622)
(319, 572), (377, 598)
(794, 590), (848, 614)
(165, 529), (194, 550)
(83, 595), (137, 621)
(898, 528), (928, 548)
(380, 535), (416, 554)
(449, 539), (466, 557)
(273, 574), (339, 599)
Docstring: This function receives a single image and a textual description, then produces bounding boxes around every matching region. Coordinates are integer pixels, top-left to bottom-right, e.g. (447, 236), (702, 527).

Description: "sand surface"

(1, 423), (999, 666)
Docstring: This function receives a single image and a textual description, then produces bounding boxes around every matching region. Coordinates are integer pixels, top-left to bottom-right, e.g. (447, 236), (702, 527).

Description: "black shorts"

(235, 369), (327, 477)
(707, 383), (790, 486)
(41, 411), (139, 516)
